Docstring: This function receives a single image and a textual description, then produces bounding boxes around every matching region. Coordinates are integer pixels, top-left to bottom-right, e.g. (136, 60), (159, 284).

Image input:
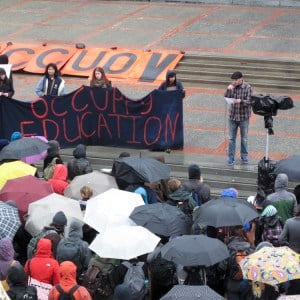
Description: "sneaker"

(227, 160), (234, 166)
(241, 159), (248, 165)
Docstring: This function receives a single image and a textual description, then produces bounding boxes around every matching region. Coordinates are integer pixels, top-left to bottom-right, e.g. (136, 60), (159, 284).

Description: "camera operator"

(224, 71), (253, 166)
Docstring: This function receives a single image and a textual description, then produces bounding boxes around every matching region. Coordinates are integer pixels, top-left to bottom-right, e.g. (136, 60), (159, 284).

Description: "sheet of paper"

(224, 97), (235, 105)
(101, 168), (112, 174)
(0, 64), (12, 77)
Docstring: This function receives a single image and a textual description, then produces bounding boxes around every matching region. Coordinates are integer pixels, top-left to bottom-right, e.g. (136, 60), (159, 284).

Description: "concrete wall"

(149, 0), (300, 7)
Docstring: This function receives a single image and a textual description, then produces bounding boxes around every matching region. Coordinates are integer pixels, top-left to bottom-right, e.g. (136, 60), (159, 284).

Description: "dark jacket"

(167, 186), (196, 212)
(43, 140), (63, 170)
(183, 181), (211, 204)
(67, 144), (93, 180)
(158, 70), (185, 96)
(0, 76), (14, 98)
(6, 265), (29, 300)
(56, 220), (92, 275)
(279, 216), (300, 253)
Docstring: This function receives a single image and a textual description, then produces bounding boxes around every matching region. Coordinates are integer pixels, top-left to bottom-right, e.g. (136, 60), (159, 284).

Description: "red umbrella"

(0, 175), (53, 222)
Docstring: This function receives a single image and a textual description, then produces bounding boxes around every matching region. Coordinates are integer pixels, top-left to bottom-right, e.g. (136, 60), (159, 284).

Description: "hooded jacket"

(0, 237), (15, 280)
(167, 186), (196, 212)
(158, 70), (185, 93)
(67, 144), (93, 180)
(6, 265), (28, 300)
(43, 140), (63, 170)
(265, 174), (298, 222)
(48, 164), (69, 195)
(56, 220), (91, 275)
(48, 261), (91, 300)
(24, 238), (60, 285)
(279, 216), (300, 253)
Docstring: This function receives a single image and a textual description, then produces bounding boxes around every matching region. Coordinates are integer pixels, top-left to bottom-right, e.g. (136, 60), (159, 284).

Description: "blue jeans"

(228, 119), (249, 162)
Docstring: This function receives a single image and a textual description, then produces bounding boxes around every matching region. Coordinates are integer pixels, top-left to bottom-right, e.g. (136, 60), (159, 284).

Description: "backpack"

(122, 261), (146, 300)
(79, 265), (113, 298)
(27, 229), (56, 259)
(176, 200), (193, 215)
(21, 286), (38, 300)
(191, 191), (202, 206)
(44, 157), (58, 180)
(150, 253), (176, 287)
(10, 286), (38, 300)
(57, 239), (82, 275)
(228, 242), (254, 281)
(55, 284), (79, 300)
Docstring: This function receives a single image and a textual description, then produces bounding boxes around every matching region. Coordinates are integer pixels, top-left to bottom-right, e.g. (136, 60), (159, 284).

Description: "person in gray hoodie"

(263, 173), (298, 222)
(56, 219), (92, 278)
(67, 144), (93, 180)
(279, 209), (300, 253)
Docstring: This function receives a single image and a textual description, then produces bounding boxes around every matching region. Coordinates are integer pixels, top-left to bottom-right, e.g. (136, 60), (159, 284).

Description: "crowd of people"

(1, 58), (300, 299)
(0, 136), (299, 300)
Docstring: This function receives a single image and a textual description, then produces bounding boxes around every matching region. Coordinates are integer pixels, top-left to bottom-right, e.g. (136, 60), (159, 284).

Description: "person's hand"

(227, 84), (235, 90)
(0, 92), (2, 96)
(235, 99), (241, 103)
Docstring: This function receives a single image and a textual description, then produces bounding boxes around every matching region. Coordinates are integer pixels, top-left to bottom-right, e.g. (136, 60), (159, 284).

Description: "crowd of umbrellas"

(0, 136), (300, 299)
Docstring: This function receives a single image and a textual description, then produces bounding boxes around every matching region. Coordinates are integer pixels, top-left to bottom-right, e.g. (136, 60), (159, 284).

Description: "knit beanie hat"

(255, 241), (273, 251)
(52, 211), (67, 226)
(10, 131), (22, 141)
(188, 164), (201, 179)
(261, 205), (277, 217)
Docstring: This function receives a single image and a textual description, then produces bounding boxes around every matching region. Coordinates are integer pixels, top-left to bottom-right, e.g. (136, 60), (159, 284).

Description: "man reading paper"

(224, 71), (253, 166)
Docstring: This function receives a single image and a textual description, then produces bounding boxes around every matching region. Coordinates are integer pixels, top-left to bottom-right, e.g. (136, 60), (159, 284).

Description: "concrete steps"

(176, 55), (300, 93)
(57, 148), (259, 199)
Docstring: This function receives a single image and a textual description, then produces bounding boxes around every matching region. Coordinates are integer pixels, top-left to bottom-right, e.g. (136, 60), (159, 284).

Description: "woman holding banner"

(35, 63), (65, 97)
(89, 67), (112, 88)
(0, 67), (14, 98)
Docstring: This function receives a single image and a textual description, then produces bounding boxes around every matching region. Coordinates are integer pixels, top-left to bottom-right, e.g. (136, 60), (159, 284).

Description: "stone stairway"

(58, 147), (259, 199)
(175, 55), (300, 94)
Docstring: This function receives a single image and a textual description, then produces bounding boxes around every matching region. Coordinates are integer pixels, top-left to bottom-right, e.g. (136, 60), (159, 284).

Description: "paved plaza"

(2, 0), (300, 169)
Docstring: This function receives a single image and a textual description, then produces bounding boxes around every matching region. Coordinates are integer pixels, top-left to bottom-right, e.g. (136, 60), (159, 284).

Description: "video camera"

(250, 94), (294, 135)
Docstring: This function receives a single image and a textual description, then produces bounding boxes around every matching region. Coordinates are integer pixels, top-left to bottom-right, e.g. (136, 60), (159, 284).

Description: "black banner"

(0, 86), (184, 149)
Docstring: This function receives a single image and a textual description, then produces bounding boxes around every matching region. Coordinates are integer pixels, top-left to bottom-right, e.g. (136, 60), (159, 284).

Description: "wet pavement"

(2, 0), (300, 170)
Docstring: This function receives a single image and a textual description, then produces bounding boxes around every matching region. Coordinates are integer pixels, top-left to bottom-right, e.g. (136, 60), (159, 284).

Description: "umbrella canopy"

(84, 188), (144, 233)
(0, 161), (37, 190)
(160, 235), (229, 267)
(0, 201), (21, 239)
(111, 156), (170, 184)
(25, 193), (82, 236)
(275, 155), (300, 182)
(89, 225), (160, 260)
(0, 137), (49, 161)
(130, 203), (191, 237)
(64, 170), (118, 200)
(21, 136), (48, 165)
(160, 285), (224, 300)
(0, 175), (53, 221)
(193, 197), (259, 228)
(239, 246), (300, 286)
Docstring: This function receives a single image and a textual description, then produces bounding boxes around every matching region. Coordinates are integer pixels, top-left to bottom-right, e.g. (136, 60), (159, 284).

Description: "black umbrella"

(129, 203), (191, 237)
(111, 156), (170, 184)
(0, 137), (49, 161)
(160, 285), (224, 300)
(193, 197), (258, 228)
(160, 235), (229, 267)
(275, 155), (300, 182)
